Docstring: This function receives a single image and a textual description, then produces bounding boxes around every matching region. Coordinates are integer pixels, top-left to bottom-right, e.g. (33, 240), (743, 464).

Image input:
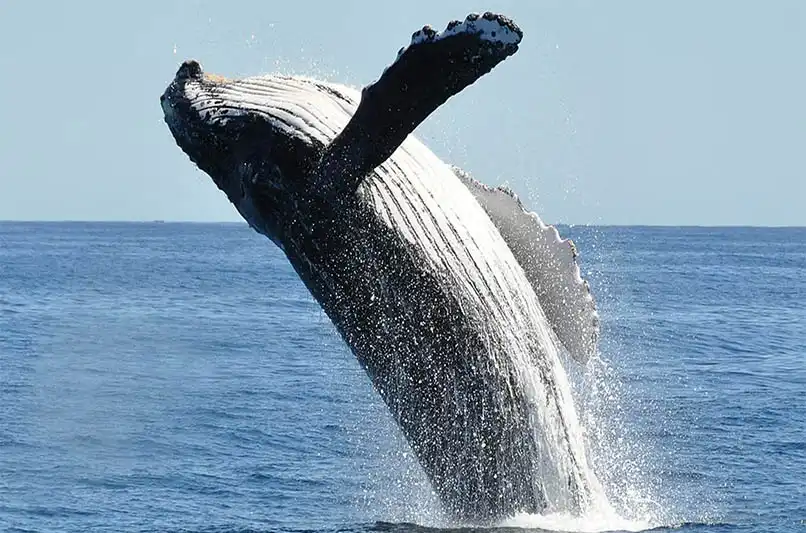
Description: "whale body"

(161, 12), (601, 522)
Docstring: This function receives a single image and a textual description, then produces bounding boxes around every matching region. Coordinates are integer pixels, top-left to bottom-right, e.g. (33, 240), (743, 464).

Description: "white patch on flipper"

(454, 168), (599, 364)
(400, 12), (521, 58)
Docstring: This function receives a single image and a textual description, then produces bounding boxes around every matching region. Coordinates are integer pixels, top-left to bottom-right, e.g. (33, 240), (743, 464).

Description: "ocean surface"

(1, 222), (803, 533)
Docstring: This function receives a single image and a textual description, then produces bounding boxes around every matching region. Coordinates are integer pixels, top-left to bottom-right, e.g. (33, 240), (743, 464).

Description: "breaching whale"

(161, 12), (601, 522)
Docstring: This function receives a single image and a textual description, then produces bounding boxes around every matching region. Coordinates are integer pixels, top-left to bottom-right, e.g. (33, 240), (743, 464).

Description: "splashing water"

(501, 509), (653, 533)
(501, 330), (637, 530)
(499, 351), (663, 533)
(334, 132), (662, 532)
(359, 341), (662, 532)
(350, 242), (668, 531)
(348, 257), (655, 530)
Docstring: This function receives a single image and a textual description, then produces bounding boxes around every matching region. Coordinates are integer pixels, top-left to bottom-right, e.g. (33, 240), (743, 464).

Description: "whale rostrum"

(161, 12), (602, 522)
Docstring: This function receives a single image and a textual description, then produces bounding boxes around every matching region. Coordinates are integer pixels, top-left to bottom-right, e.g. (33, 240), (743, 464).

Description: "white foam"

(501, 510), (657, 533)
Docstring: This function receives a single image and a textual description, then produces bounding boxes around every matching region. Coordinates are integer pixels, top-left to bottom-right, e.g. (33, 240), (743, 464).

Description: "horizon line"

(1, 219), (804, 230)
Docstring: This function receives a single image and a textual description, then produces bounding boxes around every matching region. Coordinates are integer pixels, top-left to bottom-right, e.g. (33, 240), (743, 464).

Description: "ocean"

(1, 222), (803, 533)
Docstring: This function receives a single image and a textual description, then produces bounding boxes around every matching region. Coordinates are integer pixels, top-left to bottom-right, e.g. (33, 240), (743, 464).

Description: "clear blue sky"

(1, 1), (803, 225)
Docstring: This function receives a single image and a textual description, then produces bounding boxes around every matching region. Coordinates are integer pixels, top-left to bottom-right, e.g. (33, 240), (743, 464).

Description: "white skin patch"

(403, 12), (522, 58)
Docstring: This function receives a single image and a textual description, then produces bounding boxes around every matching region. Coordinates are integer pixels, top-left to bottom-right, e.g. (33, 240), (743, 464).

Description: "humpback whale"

(161, 12), (601, 523)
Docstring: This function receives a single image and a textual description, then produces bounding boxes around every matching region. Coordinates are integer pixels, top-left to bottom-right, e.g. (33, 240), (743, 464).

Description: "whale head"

(160, 60), (330, 243)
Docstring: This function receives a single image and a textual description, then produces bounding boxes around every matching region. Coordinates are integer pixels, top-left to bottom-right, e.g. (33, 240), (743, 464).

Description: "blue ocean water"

(1, 222), (803, 533)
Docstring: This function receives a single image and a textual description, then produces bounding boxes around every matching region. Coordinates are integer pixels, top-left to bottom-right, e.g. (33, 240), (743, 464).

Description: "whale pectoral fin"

(454, 168), (600, 364)
(316, 12), (522, 196)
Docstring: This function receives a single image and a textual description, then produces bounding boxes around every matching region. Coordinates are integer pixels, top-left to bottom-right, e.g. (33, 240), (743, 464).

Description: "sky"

(0, 1), (803, 226)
